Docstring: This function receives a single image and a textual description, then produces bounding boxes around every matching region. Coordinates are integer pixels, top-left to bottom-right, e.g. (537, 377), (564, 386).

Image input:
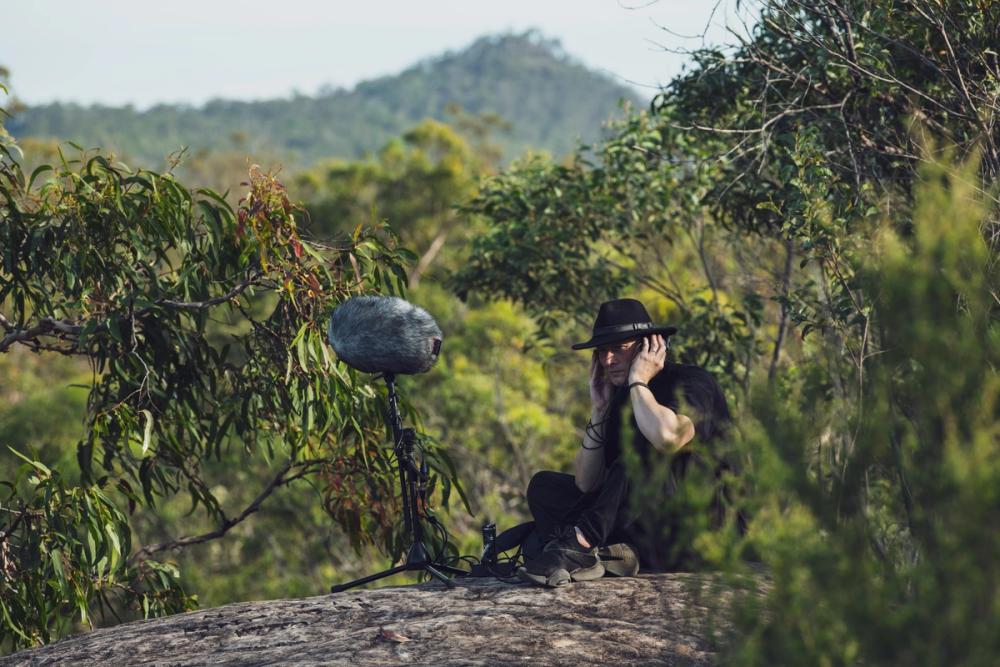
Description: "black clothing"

(524, 362), (735, 571)
(527, 460), (632, 549)
(602, 362), (731, 467)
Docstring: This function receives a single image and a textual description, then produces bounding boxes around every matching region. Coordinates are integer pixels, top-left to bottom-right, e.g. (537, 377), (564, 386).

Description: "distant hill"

(7, 33), (644, 166)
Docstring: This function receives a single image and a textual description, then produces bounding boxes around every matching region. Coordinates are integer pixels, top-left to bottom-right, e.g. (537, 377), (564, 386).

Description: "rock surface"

(4, 574), (736, 666)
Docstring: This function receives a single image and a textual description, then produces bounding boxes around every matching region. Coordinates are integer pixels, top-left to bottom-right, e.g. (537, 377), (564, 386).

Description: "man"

(517, 298), (733, 587)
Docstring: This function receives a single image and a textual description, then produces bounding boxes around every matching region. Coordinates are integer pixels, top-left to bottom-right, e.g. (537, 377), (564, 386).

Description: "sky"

(3, 0), (749, 109)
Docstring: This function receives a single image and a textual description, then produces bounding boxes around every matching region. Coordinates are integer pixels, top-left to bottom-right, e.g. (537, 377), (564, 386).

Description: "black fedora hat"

(572, 298), (678, 350)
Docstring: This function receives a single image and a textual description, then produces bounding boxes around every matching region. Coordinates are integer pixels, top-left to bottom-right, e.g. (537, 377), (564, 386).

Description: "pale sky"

(3, 1), (750, 109)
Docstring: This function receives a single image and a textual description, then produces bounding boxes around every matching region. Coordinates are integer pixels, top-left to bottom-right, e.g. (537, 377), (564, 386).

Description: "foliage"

(293, 116), (592, 561)
(667, 0), (1000, 203)
(5, 1), (1000, 662)
(295, 117), (496, 284)
(404, 284), (583, 552)
(0, 101), (459, 649)
(7, 33), (640, 168)
(453, 1), (1000, 663)
(456, 110), (765, 390)
(715, 153), (1000, 666)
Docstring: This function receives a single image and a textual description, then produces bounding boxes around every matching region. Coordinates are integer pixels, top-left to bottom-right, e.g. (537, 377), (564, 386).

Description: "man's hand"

(627, 335), (667, 384)
(589, 352), (614, 415)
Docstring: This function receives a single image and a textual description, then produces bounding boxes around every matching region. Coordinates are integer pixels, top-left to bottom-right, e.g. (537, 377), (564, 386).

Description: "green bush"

(712, 152), (1000, 666)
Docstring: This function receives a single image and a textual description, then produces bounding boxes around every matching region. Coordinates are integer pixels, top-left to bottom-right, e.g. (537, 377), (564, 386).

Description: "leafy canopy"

(0, 97), (460, 649)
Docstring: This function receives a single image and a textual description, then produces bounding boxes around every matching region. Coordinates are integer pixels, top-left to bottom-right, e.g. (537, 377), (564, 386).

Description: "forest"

(2, 1), (999, 664)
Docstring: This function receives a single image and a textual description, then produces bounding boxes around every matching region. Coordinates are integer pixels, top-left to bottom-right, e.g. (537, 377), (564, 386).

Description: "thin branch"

(669, 101), (846, 137)
(0, 502), (38, 543)
(152, 271), (263, 313)
(0, 317), (82, 353)
(763, 10), (971, 121)
(768, 238), (795, 381)
(599, 253), (687, 310)
(689, 215), (719, 301)
(127, 458), (326, 565)
(408, 228), (449, 288)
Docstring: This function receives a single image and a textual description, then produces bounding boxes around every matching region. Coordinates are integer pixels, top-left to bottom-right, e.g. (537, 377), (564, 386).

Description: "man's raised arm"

(575, 353), (611, 492)
(628, 335), (695, 453)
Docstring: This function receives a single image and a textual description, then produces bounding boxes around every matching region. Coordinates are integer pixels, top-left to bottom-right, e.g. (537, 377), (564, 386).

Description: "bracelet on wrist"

(584, 419), (607, 449)
(628, 381), (651, 393)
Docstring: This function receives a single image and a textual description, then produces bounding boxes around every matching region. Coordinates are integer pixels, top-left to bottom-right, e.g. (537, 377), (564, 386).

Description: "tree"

(458, 0), (1000, 384)
(295, 117), (500, 285)
(0, 96), (459, 650)
(7, 33), (639, 168)
(718, 150), (1000, 666)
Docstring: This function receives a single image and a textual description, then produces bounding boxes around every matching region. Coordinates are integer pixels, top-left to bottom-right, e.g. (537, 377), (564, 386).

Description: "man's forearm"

(574, 408), (607, 492)
(630, 385), (694, 453)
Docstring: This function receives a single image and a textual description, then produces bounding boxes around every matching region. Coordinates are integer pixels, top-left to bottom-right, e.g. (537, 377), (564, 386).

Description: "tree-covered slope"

(6, 33), (642, 166)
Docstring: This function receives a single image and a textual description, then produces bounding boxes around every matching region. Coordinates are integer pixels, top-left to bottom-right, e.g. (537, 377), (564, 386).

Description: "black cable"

(411, 434), (455, 566)
(485, 544), (525, 583)
(407, 433), (527, 584)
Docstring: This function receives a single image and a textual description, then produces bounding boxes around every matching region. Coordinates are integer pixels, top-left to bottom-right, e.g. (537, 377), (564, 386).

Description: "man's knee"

(526, 469), (582, 507)
(526, 470), (562, 502)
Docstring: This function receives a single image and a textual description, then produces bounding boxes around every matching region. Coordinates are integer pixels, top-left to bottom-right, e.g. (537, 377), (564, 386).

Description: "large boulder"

(4, 574), (738, 665)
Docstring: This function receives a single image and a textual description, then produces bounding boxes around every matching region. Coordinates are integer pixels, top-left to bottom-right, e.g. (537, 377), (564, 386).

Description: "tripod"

(330, 373), (467, 593)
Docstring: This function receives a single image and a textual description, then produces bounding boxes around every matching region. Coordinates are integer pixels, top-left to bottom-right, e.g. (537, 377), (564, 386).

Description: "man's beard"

(606, 368), (628, 386)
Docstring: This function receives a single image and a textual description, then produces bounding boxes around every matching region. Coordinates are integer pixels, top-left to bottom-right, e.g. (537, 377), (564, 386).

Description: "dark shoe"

(598, 542), (640, 577)
(517, 526), (605, 587)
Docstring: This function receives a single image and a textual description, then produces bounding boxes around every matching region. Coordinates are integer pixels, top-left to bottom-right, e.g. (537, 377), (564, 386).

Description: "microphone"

(327, 295), (443, 375)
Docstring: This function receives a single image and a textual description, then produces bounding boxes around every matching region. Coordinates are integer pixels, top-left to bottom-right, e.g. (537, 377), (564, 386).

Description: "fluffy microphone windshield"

(327, 296), (443, 374)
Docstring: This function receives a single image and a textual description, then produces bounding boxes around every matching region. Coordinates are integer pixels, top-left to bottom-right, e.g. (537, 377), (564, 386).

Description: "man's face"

(595, 338), (641, 386)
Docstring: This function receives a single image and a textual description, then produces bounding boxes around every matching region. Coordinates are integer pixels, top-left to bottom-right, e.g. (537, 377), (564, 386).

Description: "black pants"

(524, 460), (633, 554)
(522, 454), (722, 571)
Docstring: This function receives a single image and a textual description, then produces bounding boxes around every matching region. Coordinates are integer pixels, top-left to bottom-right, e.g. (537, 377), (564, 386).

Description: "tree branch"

(0, 316), (83, 353)
(768, 238), (795, 382)
(127, 458), (326, 565)
(408, 229), (450, 288)
(0, 272), (264, 354)
(151, 271), (264, 313)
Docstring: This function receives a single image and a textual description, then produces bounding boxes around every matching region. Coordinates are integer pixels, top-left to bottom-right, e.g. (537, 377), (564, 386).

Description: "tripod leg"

(330, 563), (412, 594)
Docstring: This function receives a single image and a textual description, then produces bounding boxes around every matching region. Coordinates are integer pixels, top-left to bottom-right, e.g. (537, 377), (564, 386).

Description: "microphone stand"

(330, 373), (467, 593)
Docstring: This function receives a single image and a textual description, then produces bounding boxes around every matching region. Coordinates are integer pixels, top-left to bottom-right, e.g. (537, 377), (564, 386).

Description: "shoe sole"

(516, 563), (605, 587)
(599, 543), (640, 577)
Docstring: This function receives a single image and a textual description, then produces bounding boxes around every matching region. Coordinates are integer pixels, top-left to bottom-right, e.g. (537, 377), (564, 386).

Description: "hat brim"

(571, 326), (678, 350)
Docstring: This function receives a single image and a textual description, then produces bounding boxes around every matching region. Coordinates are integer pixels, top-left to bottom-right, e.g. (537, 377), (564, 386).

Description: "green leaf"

(108, 318), (123, 343)
(28, 164), (54, 188)
(8, 447), (52, 476)
(50, 548), (65, 583)
(140, 409), (154, 456)
(106, 522), (121, 572)
(297, 331), (308, 371)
